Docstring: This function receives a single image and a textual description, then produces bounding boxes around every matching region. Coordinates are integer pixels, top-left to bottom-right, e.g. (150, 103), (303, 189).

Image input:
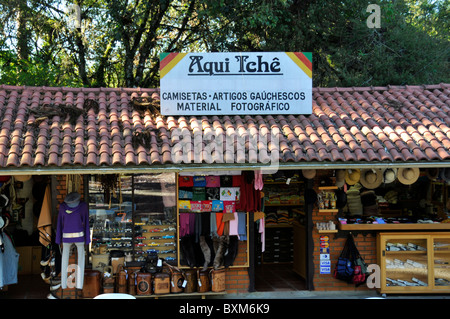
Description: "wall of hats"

(335, 167), (450, 227)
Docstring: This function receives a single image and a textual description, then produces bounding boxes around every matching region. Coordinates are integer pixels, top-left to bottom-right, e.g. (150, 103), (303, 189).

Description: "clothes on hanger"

(0, 232), (19, 288)
(179, 212), (247, 240)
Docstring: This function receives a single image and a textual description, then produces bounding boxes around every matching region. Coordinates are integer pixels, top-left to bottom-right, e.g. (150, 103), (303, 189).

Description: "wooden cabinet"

(16, 246), (42, 275)
(377, 232), (450, 294)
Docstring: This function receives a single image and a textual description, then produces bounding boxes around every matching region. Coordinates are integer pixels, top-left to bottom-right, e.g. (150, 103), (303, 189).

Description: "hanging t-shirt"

(206, 176), (220, 187)
(206, 187), (220, 200)
(0, 233), (19, 288)
(193, 176), (206, 187)
(192, 187), (206, 200)
(178, 176), (193, 187)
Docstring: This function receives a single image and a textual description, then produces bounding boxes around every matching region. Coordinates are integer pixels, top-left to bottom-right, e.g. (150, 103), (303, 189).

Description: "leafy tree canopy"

(0, 0), (448, 88)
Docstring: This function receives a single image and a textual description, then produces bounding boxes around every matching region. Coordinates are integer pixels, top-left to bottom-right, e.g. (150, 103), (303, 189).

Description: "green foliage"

(0, 0), (448, 88)
(0, 50), (83, 87)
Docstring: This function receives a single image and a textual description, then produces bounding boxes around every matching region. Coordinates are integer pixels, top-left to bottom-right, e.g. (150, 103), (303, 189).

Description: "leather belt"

(63, 231), (84, 238)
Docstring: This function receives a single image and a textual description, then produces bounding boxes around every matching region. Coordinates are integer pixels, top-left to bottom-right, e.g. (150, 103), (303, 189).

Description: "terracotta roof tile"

(0, 84), (448, 169)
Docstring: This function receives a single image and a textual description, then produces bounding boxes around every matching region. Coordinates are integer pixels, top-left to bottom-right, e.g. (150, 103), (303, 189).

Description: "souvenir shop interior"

(1, 167), (449, 298)
(0, 170), (309, 298)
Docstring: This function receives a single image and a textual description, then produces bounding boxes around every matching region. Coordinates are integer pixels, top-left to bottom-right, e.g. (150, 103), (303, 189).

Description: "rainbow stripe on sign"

(285, 52), (312, 78)
(160, 52), (187, 79)
(160, 52), (312, 79)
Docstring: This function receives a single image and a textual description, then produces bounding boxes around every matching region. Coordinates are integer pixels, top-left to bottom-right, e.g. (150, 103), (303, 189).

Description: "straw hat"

(360, 169), (383, 189)
(335, 169), (345, 187)
(346, 184), (363, 215)
(14, 175), (32, 182)
(302, 169), (316, 180)
(397, 167), (420, 185)
(345, 169), (360, 185)
(383, 168), (397, 184)
(426, 168), (439, 181)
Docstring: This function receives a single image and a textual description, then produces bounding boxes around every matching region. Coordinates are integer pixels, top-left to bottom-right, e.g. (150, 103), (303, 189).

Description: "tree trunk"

(16, 0), (30, 60)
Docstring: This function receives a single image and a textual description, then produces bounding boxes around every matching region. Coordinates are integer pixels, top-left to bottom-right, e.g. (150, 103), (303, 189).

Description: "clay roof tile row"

(0, 83), (448, 169)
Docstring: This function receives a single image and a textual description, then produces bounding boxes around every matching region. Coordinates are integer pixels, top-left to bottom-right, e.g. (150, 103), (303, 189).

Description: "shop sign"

(159, 52), (312, 115)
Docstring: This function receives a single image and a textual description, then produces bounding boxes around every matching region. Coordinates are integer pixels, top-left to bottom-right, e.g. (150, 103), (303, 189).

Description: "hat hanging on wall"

(426, 168), (440, 181)
(14, 175), (32, 182)
(302, 169), (316, 180)
(360, 169), (383, 189)
(335, 169), (345, 187)
(383, 168), (397, 184)
(345, 169), (361, 186)
(397, 167), (420, 185)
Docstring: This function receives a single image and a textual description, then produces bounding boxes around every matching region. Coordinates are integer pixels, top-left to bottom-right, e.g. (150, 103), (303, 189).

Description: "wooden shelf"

(318, 186), (338, 190)
(317, 229), (338, 234)
(318, 209), (339, 213)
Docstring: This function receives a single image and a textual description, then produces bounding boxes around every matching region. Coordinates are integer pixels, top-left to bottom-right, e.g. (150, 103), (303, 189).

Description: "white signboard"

(159, 52), (312, 115)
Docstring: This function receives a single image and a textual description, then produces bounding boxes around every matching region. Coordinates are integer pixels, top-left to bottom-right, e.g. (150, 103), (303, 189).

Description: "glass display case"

(88, 173), (177, 266)
(377, 232), (450, 294)
(433, 235), (450, 289)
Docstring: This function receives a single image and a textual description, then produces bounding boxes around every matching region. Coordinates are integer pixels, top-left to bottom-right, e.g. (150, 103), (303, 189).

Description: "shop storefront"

(0, 83), (449, 298)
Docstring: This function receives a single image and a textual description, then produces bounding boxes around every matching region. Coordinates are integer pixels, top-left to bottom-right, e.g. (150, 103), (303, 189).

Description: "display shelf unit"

(138, 224), (177, 263)
(88, 173), (177, 265)
(260, 181), (304, 265)
(377, 232), (450, 294)
(262, 225), (294, 264)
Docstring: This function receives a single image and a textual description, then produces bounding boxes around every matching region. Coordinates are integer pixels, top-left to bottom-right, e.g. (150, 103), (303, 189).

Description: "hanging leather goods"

(197, 269), (211, 293)
(153, 272), (171, 295)
(116, 265), (128, 293)
(136, 272), (152, 296)
(183, 269), (197, 293)
(167, 264), (185, 294)
(210, 268), (226, 292)
(128, 270), (138, 296)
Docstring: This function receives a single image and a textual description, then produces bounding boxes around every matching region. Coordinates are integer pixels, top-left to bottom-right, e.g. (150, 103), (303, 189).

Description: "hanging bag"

(349, 236), (368, 286)
(333, 234), (354, 283)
